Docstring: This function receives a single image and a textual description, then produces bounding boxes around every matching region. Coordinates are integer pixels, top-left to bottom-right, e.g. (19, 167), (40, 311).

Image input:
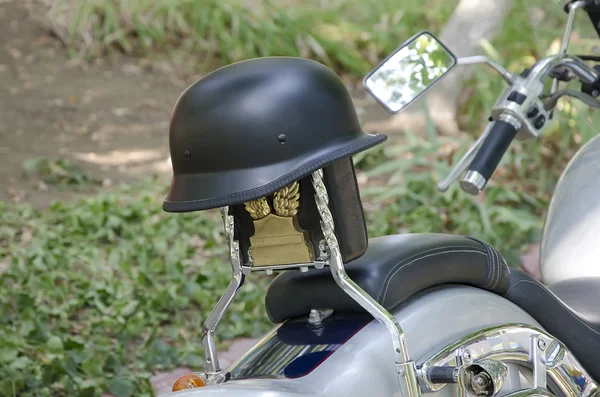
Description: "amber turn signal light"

(172, 373), (206, 391)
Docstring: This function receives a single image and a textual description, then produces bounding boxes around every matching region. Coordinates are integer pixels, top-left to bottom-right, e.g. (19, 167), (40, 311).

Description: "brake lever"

(543, 89), (600, 109)
(437, 122), (494, 192)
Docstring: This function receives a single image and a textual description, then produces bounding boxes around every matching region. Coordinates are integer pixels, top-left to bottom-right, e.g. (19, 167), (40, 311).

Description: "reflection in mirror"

(364, 32), (456, 113)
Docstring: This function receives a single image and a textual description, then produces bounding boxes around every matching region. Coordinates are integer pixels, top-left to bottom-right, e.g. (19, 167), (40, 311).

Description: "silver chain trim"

(220, 207), (240, 267)
(311, 169), (338, 258)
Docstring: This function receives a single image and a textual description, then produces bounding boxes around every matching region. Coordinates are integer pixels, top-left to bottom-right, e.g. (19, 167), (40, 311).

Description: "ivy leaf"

(0, 348), (18, 363)
(79, 386), (97, 397)
(107, 376), (134, 397)
(46, 335), (64, 354)
(82, 356), (104, 377)
(103, 353), (122, 374)
(10, 356), (31, 369)
(120, 300), (139, 318)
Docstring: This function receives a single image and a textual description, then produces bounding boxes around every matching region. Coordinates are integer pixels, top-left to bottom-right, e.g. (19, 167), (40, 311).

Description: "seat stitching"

(377, 246), (485, 299)
(375, 246), (484, 301)
(496, 247), (508, 289)
(490, 244), (501, 289)
(484, 242), (495, 289)
(380, 249), (487, 303)
(489, 244), (500, 289)
(487, 243), (506, 290)
(490, 244), (499, 288)
(478, 240), (496, 290)
(469, 239), (497, 290)
(505, 279), (600, 335)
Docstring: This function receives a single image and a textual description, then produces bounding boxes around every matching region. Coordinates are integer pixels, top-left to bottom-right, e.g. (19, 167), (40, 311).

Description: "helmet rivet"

(184, 150), (192, 158)
(277, 134), (287, 144)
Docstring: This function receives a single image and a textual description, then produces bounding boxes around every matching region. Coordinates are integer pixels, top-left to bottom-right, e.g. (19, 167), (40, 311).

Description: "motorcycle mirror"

(364, 31), (456, 113)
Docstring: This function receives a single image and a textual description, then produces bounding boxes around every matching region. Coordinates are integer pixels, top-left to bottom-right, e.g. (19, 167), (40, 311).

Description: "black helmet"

(163, 57), (386, 212)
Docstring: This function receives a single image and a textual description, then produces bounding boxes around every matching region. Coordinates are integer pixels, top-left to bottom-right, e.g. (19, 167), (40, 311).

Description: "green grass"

(22, 158), (101, 190)
(0, 182), (270, 397)
(50, 0), (458, 76)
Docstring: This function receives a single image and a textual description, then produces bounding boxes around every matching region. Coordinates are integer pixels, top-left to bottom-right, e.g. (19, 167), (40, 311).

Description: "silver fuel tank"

(541, 134), (600, 286)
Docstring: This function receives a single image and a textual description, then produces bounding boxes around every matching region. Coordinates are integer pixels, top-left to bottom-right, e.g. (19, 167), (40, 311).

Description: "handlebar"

(366, 1), (600, 196)
(436, 55), (600, 196)
(460, 115), (521, 195)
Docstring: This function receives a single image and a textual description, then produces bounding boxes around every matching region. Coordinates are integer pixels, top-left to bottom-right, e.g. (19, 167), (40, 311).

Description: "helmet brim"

(163, 131), (386, 213)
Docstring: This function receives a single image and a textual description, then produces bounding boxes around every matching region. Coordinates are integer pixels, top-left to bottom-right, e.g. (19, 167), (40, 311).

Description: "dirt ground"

(0, 0), (192, 206)
(0, 0), (388, 208)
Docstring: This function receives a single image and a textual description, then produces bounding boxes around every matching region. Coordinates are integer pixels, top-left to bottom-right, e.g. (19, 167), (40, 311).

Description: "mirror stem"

(457, 56), (516, 84)
(552, 0), (586, 93)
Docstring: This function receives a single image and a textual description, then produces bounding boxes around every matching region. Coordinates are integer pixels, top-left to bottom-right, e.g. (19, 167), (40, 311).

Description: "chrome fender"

(160, 286), (540, 397)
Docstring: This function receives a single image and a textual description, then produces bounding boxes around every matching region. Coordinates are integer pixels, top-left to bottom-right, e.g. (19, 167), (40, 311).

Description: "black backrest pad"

(322, 157), (368, 263)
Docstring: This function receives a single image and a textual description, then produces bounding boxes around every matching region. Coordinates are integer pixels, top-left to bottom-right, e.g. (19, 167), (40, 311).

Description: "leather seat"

(503, 271), (600, 382)
(265, 233), (510, 323)
(265, 234), (600, 381)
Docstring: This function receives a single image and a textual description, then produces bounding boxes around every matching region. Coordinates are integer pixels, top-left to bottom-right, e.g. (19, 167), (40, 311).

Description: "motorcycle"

(160, 1), (600, 396)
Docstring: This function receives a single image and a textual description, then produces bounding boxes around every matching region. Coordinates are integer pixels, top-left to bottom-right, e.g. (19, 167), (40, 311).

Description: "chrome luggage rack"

(198, 168), (600, 397)
(200, 169), (420, 397)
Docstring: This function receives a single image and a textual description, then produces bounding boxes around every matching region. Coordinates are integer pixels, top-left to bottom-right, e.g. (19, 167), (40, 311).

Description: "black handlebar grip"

(460, 119), (519, 195)
(427, 366), (459, 384)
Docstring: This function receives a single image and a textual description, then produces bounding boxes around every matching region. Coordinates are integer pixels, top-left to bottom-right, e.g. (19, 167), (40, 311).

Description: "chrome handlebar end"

(460, 170), (487, 196)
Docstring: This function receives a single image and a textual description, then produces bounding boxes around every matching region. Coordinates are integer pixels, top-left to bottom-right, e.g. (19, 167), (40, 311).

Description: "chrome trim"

(554, 59), (598, 85)
(491, 75), (546, 140)
(457, 359), (508, 397)
(528, 55), (596, 86)
(552, 0), (588, 93)
(457, 56), (517, 85)
(201, 207), (244, 381)
(418, 324), (600, 397)
(311, 169), (420, 397)
(548, 57), (599, 91)
(503, 389), (557, 397)
(561, 1), (586, 55)
(489, 56), (596, 141)
(531, 335), (547, 390)
(308, 308), (334, 326)
(240, 260), (327, 275)
(498, 113), (523, 131)
(460, 170), (486, 196)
